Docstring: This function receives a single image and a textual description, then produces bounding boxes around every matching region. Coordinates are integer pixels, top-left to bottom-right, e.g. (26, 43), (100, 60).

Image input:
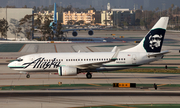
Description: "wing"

(61, 28), (104, 32)
(75, 49), (120, 69)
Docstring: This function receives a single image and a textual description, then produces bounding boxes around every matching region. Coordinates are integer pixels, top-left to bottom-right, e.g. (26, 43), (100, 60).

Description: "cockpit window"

(16, 58), (23, 62)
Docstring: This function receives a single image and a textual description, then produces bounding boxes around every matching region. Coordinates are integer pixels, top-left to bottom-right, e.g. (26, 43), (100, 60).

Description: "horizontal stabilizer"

(148, 50), (169, 57)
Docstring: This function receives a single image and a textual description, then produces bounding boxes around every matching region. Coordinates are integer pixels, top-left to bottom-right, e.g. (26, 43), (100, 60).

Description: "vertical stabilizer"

(54, 3), (57, 23)
(122, 17), (169, 53)
(49, 3), (57, 34)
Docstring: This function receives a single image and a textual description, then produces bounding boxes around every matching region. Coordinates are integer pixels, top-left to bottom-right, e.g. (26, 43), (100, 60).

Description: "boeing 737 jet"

(8, 17), (169, 79)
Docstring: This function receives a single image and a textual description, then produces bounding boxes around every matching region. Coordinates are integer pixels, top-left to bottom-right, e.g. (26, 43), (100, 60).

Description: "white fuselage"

(8, 51), (162, 72)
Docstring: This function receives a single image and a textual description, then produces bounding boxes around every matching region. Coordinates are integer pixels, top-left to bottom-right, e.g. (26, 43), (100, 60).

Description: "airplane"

(49, 3), (102, 37)
(8, 17), (169, 79)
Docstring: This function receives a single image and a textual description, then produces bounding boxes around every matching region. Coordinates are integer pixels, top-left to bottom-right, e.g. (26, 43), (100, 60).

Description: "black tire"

(86, 73), (92, 79)
(26, 74), (30, 78)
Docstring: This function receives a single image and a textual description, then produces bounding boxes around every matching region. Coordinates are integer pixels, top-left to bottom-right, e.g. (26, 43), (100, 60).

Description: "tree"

(135, 19), (140, 26)
(140, 6), (143, 10)
(67, 20), (75, 25)
(34, 15), (42, 29)
(9, 18), (22, 40)
(0, 18), (8, 40)
(37, 7), (40, 12)
(103, 20), (111, 25)
(92, 14), (96, 24)
(140, 19), (145, 26)
(78, 20), (85, 25)
(54, 22), (63, 40)
(33, 6), (37, 13)
(22, 5), (27, 8)
(6, 5), (16, 8)
(39, 17), (52, 41)
(19, 15), (33, 40)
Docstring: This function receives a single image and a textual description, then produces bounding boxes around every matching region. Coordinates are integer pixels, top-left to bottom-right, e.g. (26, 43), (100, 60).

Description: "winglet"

(111, 46), (117, 52)
(111, 49), (120, 61)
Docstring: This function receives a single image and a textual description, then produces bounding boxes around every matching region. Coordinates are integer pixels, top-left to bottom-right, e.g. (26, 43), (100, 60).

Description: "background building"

(112, 9), (135, 27)
(101, 11), (113, 26)
(63, 10), (95, 25)
(34, 11), (58, 24)
(0, 8), (33, 40)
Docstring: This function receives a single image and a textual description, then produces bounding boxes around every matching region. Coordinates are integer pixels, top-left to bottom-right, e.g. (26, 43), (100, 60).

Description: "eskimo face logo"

(143, 29), (165, 52)
(149, 34), (162, 49)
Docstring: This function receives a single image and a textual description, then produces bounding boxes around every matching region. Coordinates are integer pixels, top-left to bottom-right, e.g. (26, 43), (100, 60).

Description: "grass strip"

(0, 84), (112, 90)
(77, 104), (180, 108)
(104, 68), (180, 74)
(1, 84), (180, 90)
(0, 44), (25, 52)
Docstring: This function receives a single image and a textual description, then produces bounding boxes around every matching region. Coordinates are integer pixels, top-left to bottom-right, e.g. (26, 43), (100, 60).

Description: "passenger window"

(124, 58), (125, 60)
(89, 59), (91, 61)
(61, 59), (63, 61)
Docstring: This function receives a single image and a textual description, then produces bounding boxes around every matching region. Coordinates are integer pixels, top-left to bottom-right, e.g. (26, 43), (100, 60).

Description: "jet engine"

(88, 30), (94, 36)
(58, 66), (78, 76)
(72, 31), (78, 37)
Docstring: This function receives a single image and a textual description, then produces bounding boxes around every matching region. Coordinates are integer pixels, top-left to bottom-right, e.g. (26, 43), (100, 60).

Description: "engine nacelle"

(88, 30), (94, 36)
(72, 31), (78, 37)
(58, 66), (78, 76)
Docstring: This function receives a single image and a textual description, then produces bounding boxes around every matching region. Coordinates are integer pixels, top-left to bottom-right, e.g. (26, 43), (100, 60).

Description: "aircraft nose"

(8, 62), (14, 68)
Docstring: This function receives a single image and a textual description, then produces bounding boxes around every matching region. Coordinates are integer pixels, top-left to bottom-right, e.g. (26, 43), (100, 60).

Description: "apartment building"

(112, 9), (135, 26)
(34, 11), (58, 24)
(101, 11), (113, 26)
(63, 10), (95, 25)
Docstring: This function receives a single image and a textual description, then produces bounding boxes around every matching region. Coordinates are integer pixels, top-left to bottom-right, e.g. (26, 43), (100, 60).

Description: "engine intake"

(72, 31), (78, 37)
(58, 66), (78, 76)
(88, 30), (94, 36)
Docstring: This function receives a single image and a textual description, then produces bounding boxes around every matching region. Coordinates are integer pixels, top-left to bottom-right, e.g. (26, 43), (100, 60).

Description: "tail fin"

(122, 17), (169, 53)
(53, 3), (57, 23)
(49, 3), (57, 33)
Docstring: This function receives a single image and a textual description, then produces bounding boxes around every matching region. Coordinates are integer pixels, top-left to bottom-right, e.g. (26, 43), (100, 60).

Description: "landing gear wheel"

(86, 73), (92, 79)
(26, 74), (30, 78)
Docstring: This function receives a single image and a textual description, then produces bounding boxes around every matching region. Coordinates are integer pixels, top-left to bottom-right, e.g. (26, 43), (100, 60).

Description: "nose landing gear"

(26, 73), (30, 78)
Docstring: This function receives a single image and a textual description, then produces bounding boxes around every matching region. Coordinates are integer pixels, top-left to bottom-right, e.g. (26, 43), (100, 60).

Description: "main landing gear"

(26, 73), (30, 78)
(86, 72), (92, 79)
